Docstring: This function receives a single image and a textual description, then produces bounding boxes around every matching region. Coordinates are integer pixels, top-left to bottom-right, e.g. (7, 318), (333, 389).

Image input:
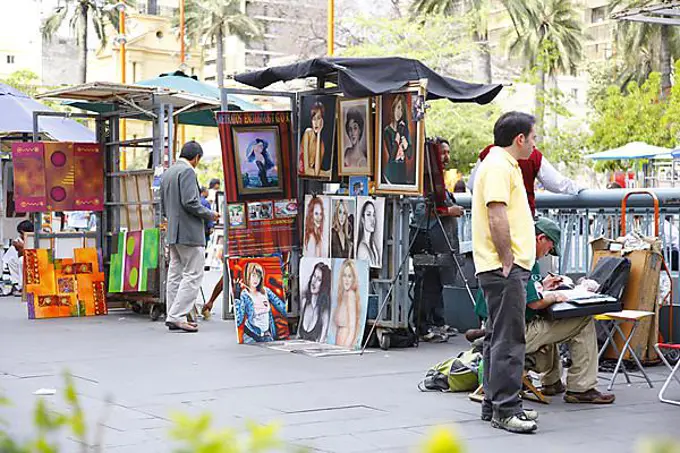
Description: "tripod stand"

(360, 143), (476, 353)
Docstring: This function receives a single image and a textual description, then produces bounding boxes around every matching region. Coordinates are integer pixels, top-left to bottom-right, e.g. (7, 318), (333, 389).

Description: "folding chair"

(654, 343), (680, 406)
(595, 310), (655, 391)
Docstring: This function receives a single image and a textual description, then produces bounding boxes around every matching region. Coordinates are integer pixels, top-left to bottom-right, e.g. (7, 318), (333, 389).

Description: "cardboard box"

(592, 245), (662, 363)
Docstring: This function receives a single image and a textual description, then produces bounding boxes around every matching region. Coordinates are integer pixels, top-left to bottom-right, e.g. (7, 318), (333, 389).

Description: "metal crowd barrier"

(455, 189), (680, 305)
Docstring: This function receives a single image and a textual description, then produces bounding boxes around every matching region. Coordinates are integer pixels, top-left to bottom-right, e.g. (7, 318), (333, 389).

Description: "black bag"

(587, 256), (631, 300)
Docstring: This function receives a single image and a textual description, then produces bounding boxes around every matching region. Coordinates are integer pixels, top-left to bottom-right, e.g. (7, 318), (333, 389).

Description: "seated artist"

(409, 138), (463, 342)
(476, 217), (615, 405)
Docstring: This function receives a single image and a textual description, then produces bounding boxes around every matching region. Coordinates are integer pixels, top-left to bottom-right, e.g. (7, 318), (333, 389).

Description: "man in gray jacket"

(161, 141), (219, 332)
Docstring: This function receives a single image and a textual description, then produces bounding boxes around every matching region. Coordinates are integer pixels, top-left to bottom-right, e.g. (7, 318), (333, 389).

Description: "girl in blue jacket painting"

(235, 262), (287, 343)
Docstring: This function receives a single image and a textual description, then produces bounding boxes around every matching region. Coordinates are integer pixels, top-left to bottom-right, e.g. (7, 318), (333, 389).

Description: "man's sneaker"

(564, 389), (615, 404)
(541, 380), (566, 396)
(437, 325), (459, 336)
(482, 409), (538, 422)
(420, 329), (448, 343)
(491, 413), (538, 434)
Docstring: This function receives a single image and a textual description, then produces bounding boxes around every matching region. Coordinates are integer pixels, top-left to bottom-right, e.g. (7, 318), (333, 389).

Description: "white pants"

(3, 246), (22, 286)
(166, 244), (205, 323)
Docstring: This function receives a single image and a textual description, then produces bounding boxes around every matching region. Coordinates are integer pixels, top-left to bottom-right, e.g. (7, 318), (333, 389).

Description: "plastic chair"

(653, 343), (680, 406)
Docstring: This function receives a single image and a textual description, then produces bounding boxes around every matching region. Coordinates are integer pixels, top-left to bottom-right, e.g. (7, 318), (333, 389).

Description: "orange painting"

(25, 247), (107, 319)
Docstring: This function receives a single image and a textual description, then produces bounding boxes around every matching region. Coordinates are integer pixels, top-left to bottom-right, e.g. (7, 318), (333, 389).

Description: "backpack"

(418, 349), (482, 393)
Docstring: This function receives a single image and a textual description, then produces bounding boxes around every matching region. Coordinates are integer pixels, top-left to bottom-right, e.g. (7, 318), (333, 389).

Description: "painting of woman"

(332, 260), (362, 348)
(298, 260), (332, 342)
(235, 262), (288, 343)
(303, 196), (328, 257)
(299, 102), (326, 177)
(331, 199), (354, 258)
(343, 108), (367, 169)
(338, 98), (371, 176)
(246, 138), (276, 187)
(356, 200), (381, 267)
(382, 94), (413, 185)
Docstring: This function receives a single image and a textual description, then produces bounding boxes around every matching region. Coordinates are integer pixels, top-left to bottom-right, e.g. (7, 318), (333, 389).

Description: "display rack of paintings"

(217, 111), (295, 203)
(298, 95), (337, 180)
(229, 256), (290, 344)
(338, 97), (372, 177)
(11, 142), (104, 213)
(108, 228), (160, 294)
(374, 82), (427, 195)
(25, 246), (107, 319)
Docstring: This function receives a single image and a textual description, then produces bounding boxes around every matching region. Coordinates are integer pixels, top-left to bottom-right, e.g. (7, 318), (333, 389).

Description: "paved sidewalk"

(0, 273), (678, 452)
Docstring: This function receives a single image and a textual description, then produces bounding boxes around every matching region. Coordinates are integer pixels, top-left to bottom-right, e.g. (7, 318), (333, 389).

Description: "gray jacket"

(161, 159), (213, 247)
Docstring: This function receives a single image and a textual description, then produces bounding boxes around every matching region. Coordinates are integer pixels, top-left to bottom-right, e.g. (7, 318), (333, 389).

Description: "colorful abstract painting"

(11, 143), (47, 212)
(25, 247), (107, 319)
(108, 229), (160, 293)
(11, 141), (104, 213)
(229, 257), (289, 344)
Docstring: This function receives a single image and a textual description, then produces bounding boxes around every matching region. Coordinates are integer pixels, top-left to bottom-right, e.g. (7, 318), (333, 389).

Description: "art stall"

(218, 57), (503, 351)
(29, 77), (255, 320)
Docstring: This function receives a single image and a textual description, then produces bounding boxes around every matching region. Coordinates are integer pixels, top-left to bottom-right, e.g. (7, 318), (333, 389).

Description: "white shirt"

(468, 156), (582, 195)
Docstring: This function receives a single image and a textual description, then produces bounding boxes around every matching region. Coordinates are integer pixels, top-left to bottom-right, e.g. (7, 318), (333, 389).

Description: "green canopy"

(66, 71), (261, 127)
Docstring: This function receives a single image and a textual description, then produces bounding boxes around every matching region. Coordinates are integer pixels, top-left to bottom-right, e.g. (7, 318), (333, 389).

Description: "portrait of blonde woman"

(332, 259), (362, 348)
(331, 198), (355, 259)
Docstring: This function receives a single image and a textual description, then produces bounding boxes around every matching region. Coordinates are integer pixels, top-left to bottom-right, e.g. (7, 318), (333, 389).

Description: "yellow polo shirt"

(472, 147), (536, 274)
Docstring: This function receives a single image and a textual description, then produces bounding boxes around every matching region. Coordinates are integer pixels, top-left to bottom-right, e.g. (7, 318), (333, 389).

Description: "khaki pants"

(166, 244), (205, 324)
(525, 316), (598, 393)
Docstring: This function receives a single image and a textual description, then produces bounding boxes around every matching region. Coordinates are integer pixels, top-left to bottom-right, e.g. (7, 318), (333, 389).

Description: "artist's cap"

(535, 217), (561, 256)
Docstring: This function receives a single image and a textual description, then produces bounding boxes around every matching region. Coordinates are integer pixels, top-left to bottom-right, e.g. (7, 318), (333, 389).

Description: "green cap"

(535, 217), (561, 256)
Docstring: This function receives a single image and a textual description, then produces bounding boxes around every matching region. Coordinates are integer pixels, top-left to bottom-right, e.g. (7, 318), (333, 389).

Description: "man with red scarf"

(469, 145), (582, 215)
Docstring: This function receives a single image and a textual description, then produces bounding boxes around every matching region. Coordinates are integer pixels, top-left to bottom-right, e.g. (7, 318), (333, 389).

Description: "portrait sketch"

(298, 257), (333, 343)
(230, 257), (289, 344)
(327, 259), (370, 350)
(247, 201), (274, 221)
(375, 85), (425, 195)
(330, 197), (355, 259)
(232, 125), (283, 196)
(303, 195), (330, 258)
(338, 98), (372, 176)
(299, 95), (336, 180)
(354, 196), (385, 269)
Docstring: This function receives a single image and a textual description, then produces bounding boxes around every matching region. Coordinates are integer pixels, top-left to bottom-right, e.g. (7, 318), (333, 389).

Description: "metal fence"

(455, 188), (680, 302)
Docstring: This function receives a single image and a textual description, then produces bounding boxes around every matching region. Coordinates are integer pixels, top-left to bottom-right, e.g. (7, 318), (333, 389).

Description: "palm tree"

(410, 0), (534, 84)
(610, 0), (679, 97)
(42, 0), (132, 84)
(411, 0), (493, 83)
(180, 0), (262, 91)
(507, 0), (584, 140)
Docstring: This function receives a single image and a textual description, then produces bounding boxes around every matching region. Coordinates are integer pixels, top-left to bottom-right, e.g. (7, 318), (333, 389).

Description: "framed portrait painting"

(231, 125), (284, 197)
(337, 98), (372, 176)
(375, 82), (427, 195)
(299, 95), (336, 180)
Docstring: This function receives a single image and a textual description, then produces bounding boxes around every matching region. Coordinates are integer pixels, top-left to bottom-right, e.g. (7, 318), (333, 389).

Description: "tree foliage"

(588, 72), (675, 152)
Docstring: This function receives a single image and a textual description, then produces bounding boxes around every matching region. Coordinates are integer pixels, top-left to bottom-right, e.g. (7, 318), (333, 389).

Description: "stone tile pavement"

(1, 272), (678, 452)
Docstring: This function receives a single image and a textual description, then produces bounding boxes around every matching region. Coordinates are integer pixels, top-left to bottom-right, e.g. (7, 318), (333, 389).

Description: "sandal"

(165, 321), (198, 332)
(202, 307), (212, 320)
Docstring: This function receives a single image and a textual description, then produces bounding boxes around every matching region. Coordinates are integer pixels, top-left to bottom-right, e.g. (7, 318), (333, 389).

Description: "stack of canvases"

(107, 229), (160, 293)
(24, 247), (107, 319)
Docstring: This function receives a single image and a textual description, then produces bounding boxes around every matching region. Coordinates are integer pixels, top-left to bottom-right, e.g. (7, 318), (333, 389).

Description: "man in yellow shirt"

(472, 111), (537, 434)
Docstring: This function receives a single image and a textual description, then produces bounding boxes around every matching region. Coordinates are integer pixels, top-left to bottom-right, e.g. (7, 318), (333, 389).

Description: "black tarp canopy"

(234, 57), (504, 104)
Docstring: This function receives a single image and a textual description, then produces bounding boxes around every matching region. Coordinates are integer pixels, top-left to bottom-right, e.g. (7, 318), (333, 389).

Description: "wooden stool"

(595, 310), (655, 391)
